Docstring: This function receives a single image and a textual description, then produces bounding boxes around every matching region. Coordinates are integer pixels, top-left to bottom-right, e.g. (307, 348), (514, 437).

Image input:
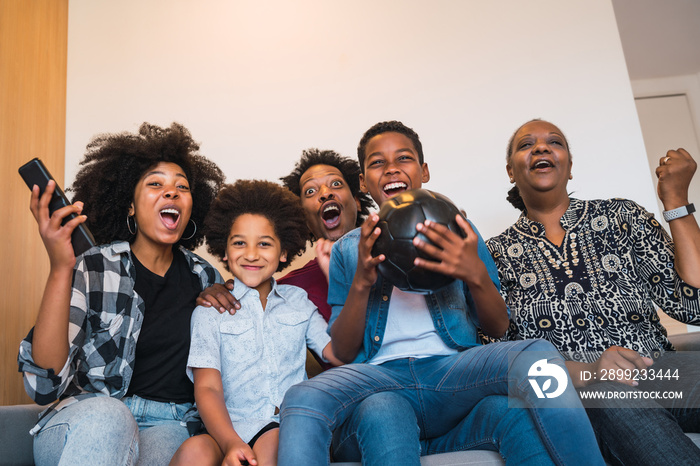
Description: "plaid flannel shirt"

(17, 241), (222, 434)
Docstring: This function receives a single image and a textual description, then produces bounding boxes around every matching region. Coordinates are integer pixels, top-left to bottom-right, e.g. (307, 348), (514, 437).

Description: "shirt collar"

(109, 240), (131, 255)
(560, 198), (586, 229)
(232, 276), (281, 300)
(515, 198), (586, 237)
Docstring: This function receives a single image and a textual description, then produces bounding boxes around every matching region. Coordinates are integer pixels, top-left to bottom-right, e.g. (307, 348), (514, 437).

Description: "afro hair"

(204, 179), (309, 273)
(69, 122), (225, 250)
(280, 148), (374, 241)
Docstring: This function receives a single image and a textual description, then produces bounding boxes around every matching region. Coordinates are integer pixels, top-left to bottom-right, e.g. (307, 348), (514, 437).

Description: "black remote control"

(19, 158), (96, 256)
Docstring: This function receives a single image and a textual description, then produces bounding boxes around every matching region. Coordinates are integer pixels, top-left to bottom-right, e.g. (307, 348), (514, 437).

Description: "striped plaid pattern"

(17, 241), (221, 434)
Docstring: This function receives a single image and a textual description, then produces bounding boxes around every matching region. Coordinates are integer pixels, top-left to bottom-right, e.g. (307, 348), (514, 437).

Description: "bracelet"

(663, 203), (696, 222)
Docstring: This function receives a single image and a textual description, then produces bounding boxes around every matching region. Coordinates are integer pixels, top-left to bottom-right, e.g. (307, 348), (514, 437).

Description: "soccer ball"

(372, 188), (466, 293)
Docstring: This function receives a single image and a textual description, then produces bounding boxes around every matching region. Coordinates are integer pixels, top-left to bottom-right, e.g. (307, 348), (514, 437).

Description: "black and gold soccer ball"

(372, 189), (466, 293)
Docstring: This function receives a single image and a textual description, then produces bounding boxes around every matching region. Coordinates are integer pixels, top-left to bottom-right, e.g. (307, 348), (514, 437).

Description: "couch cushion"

(0, 404), (43, 466)
(332, 450), (505, 466)
(668, 332), (700, 351)
(2, 403), (698, 466)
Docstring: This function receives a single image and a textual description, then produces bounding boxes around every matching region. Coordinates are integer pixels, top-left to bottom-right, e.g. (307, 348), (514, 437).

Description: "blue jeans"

(578, 351), (700, 465)
(279, 340), (604, 466)
(123, 395), (192, 466)
(331, 393), (554, 465)
(33, 395), (191, 466)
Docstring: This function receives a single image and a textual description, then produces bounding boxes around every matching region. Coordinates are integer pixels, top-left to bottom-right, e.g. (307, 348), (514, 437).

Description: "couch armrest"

(668, 332), (700, 351)
(0, 404), (44, 466)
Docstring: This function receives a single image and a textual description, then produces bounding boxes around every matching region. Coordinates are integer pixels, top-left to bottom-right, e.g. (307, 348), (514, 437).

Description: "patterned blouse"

(487, 198), (700, 362)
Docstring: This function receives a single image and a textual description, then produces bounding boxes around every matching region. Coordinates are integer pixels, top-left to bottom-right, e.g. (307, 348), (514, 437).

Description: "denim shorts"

(122, 394), (193, 430)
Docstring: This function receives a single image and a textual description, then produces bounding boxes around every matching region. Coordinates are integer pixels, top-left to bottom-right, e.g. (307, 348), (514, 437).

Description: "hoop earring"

(126, 215), (137, 235)
(182, 219), (197, 240)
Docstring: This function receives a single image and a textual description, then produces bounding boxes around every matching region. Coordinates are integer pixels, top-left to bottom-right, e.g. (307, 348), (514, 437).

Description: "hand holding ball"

(371, 189), (466, 293)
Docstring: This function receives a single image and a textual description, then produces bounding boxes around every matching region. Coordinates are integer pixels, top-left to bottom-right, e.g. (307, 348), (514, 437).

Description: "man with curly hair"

(277, 149), (374, 319)
(281, 148), (373, 243)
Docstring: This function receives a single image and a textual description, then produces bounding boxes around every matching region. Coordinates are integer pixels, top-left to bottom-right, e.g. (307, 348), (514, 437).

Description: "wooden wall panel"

(0, 0), (68, 406)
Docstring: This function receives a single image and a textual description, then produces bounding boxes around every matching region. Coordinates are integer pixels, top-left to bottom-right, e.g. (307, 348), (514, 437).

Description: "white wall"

(634, 76), (700, 226)
(66, 0), (657, 242)
(632, 73), (700, 334)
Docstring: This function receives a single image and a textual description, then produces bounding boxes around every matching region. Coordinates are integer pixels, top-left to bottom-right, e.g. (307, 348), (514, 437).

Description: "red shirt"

(278, 258), (333, 371)
(278, 258), (331, 323)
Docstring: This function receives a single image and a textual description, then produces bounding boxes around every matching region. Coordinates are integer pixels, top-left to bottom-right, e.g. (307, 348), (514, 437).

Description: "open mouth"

(321, 203), (341, 229)
(383, 181), (408, 197)
(160, 208), (181, 229)
(531, 159), (554, 170)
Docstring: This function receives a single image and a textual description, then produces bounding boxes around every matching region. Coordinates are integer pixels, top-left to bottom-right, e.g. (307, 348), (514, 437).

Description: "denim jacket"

(327, 221), (505, 364)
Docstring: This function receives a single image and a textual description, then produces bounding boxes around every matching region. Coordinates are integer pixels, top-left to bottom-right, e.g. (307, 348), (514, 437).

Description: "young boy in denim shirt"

(171, 180), (341, 466)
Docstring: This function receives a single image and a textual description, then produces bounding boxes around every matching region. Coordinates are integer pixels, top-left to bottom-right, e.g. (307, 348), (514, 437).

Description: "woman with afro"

(18, 122), (225, 465)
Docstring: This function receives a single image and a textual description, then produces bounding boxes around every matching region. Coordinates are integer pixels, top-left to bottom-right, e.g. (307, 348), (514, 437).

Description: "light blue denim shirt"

(188, 278), (330, 443)
(328, 220), (506, 364)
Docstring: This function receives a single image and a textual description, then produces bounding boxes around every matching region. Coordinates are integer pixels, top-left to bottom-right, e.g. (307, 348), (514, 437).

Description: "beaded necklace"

(513, 201), (589, 278)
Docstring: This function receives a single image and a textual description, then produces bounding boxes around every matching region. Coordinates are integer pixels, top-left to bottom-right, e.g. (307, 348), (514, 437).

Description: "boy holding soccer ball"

(278, 121), (605, 466)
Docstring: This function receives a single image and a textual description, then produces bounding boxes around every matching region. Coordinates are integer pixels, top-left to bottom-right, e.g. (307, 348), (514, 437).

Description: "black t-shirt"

(126, 249), (202, 403)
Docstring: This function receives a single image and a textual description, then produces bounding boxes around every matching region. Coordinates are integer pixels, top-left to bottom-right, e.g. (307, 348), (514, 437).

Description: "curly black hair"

(204, 180), (309, 273)
(69, 122), (225, 250)
(356, 121), (424, 173)
(280, 148), (374, 240)
(505, 119), (572, 212)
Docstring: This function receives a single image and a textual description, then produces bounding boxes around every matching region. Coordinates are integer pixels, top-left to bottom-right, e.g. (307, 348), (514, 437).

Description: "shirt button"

(374, 336), (380, 342)
(382, 295), (389, 301)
